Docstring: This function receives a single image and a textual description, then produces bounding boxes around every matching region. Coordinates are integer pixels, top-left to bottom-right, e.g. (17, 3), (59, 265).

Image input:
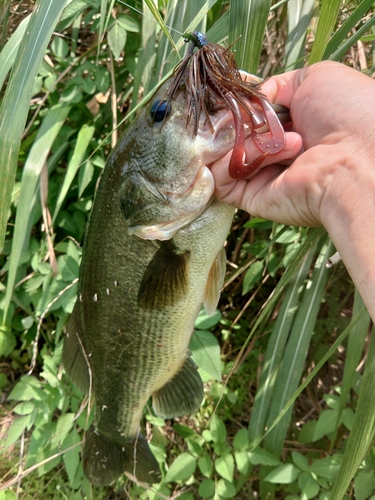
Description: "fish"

(62, 28), (289, 485)
(62, 73), (241, 485)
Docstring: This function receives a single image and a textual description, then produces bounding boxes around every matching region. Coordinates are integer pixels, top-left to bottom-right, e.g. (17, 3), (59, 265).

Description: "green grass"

(1, 0), (375, 499)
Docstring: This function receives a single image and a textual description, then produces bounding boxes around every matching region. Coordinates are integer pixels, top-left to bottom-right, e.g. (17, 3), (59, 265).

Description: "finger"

(211, 132), (302, 202)
(243, 131), (302, 169)
(259, 61), (344, 109)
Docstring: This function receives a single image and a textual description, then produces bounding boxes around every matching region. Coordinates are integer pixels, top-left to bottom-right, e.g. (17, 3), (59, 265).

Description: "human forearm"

(321, 156), (375, 321)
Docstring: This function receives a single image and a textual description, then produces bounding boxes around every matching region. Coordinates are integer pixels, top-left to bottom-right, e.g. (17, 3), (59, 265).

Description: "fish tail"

(83, 426), (160, 486)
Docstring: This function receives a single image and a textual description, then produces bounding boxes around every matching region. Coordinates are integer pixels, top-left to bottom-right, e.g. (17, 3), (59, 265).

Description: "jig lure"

(167, 31), (287, 179)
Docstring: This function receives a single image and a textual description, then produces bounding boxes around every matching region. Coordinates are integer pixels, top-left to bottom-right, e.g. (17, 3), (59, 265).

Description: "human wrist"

(321, 153), (375, 320)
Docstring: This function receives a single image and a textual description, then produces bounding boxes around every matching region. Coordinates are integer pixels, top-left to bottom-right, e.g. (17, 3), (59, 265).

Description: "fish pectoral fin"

(62, 309), (91, 394)
(203, 247), (227, 316)
(152, 356), (204, 419)
(83, 426), (160, 486)
(138, 240), (190, 310)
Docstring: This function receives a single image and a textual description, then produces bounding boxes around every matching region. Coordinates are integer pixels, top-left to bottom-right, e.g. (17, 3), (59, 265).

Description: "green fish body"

(63, 78), (236, 485)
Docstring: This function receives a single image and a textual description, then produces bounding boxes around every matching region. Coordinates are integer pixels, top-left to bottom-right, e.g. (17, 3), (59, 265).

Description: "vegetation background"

(0, 0), (375, 499)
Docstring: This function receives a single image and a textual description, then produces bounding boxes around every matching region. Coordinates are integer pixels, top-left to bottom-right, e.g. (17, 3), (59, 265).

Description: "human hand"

(211, 61), (375, 228)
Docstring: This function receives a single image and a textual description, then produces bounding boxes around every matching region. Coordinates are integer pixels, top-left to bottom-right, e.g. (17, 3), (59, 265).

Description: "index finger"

(258, 61), (343, 109)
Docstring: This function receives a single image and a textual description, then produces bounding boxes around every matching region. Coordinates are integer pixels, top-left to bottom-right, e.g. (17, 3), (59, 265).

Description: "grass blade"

(131, 1), (158, 109)
(284, 0), (315, 69)
(0, 15), (30, 91)
(0, 0), (67, 254)
(235, 228), (326, 365)
(265, 243), (332, 456)
(144, 0), (179, 54)
(263, 238), (333, 456)
(1, 105), (71, 328)
(52, 124), (95, 223)
(148, 0), (219, 89)
(206, 9), (229, 45)
(308, 0), (342, 64)
(328, 14), (375, 62)
(228, 0), (272, 74)
(248, 245), (316, 446)
(323, 0), (375, 59)
(330, 326), (375, 500)
(332, 290), (370, 437)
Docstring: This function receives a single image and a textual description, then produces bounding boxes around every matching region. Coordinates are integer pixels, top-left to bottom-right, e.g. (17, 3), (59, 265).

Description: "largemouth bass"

(62, 75), (239, 485)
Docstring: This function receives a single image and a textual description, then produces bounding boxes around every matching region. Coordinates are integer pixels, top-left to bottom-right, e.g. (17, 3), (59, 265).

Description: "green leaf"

(298, 471), (320, 499)
(8, 376), (44, 401)
(13, 401), (36, 416)
(248, 447), (282, 467)
(50, 413), (75, 447)
(215, 453), (234, 482)
(198, 455), (213, 478)
(233, 428), (249, 450)
(341, 407), (355, 431)
(235, 450), (250, 475)
(243, 218), (273, 229)
(78, 160), (94, 197)
(264, 463), (300, 484)
(210, 414), (226, 443)
(0, 327), (16, 357)
(312, 409), (338, 442)
(242, 260), (264, 295)
(0, 490), (17, 500)
(3, 415), (32, 448)
(51, 36), (69, 58)
(117, 14), (139, 32)
(292, 451), (309, 471)
(198, 479), (215, 498)
(59, 255), (80, 282)
(63, 429), (81, 485)
(308, 455), (341, 481)
(173, 423), (196, 439)
(298, 420), (316, 444)
(107, 19), (127, 60)
(165, 453), (197, 483)
(53, 124), (95, 222)
(145, 414), (165, 427)
(195, 308), (221, 329)
(216, 478), (237, 499)
(354, 470), (375, 500)
(190, 329), (221, 380)
(186, 437), (204, 457)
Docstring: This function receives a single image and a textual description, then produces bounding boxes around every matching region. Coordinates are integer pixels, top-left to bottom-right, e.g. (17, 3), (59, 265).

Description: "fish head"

(114, 78), (239, 240)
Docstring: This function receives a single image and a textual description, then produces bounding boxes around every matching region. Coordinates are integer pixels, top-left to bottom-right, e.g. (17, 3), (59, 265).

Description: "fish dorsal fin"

(138, 240), (190, 310)
(152, 356), (204, 419)
(203, 247), (227, 316)
(62, 309), (91, 394)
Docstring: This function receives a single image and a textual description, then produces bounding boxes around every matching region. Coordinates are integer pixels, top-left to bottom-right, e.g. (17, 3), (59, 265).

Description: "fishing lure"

(167, 31), (287, 179)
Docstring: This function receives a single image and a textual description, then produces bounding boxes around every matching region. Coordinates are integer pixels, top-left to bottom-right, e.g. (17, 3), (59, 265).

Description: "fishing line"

(116, 0), (185, 37)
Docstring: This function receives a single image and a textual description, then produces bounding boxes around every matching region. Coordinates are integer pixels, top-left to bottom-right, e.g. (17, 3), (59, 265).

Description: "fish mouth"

(128, 163), (215, 241)
(127, 104), (258, 242)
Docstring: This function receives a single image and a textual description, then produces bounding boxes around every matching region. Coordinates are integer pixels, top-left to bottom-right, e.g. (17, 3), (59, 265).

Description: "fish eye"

(150, 99), (172, 123)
